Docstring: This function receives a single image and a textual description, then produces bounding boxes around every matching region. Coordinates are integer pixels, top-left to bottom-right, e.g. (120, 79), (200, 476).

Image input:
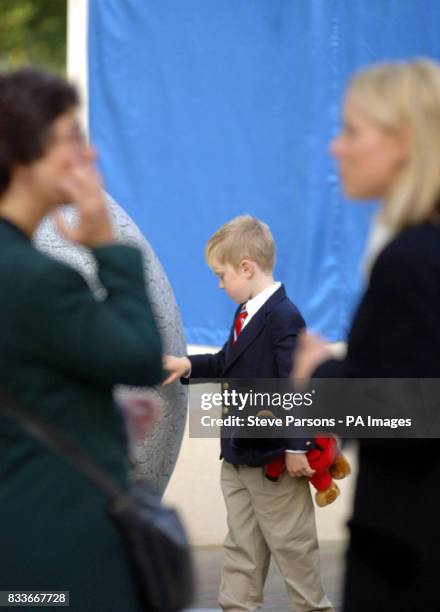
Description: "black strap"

(0, 390), (131, 507)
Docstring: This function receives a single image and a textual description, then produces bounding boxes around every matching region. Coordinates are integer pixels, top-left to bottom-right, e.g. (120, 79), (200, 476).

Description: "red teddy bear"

(264, 436), (351, 507)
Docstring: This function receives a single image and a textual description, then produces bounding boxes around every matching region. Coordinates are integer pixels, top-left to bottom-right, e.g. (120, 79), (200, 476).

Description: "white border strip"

(67, 0), (89, 133)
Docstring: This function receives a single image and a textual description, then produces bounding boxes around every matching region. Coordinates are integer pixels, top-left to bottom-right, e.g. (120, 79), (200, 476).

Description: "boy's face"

(211, 261), (252, 304)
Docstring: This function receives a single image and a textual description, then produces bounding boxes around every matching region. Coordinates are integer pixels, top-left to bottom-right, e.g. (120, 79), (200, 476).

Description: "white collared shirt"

(241, 282), (281, 329)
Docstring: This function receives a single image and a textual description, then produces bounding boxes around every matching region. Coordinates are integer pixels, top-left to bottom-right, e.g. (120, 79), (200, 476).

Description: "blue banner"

(88, 1), (440, 345)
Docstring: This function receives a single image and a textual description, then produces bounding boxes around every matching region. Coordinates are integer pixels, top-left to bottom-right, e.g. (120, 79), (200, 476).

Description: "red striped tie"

(233, 304), (248, 344)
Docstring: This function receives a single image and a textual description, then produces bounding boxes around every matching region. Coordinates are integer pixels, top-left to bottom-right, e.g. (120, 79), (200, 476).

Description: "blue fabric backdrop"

(88, 1), (440, 345)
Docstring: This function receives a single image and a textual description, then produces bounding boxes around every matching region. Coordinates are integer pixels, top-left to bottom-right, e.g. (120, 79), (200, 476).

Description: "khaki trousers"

(219, 461), (333, 612)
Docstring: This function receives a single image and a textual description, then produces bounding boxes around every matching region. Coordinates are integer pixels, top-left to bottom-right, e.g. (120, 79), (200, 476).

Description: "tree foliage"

(0, 0), (67, 73)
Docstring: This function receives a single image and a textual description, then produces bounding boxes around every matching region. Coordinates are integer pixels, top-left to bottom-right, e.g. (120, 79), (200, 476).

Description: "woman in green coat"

(0, 69), (162, 611)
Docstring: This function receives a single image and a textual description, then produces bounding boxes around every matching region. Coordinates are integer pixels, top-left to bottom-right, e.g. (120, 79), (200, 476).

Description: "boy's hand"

(162, 355), (191, 386)
(285, 452), (315, 478)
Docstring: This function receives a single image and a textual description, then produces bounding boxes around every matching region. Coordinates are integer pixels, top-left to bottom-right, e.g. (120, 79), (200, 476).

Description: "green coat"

(0, 219), (162, 611)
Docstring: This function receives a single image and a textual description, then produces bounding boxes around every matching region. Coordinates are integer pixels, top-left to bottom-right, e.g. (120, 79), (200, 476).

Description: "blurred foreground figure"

(294, 59), (440, 612)
(0, 68), (162, 610)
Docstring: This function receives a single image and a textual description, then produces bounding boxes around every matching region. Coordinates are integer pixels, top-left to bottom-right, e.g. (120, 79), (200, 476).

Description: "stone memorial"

(34, 195), (187, 493)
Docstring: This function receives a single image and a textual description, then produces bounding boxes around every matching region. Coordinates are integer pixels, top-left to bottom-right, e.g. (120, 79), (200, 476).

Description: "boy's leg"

(219, 461), (271, 611)
(244, 466), (334, 612)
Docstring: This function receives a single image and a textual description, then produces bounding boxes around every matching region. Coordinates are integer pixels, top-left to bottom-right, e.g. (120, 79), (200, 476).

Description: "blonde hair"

(205, 215), (275, 272)
(347, 58), (440, 231)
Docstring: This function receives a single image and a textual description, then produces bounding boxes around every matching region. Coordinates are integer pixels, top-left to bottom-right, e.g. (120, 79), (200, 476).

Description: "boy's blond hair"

(205, 215), (275, 272)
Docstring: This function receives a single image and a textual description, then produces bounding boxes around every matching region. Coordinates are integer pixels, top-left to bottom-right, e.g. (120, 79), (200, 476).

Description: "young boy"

(164, 216), (332, 612)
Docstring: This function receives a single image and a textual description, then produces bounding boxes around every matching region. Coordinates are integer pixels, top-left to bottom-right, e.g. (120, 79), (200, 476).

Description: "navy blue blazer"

(189, 285), (314, 464)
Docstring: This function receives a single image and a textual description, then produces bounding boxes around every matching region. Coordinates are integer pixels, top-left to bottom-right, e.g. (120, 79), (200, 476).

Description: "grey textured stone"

(34, 195), (187, 494)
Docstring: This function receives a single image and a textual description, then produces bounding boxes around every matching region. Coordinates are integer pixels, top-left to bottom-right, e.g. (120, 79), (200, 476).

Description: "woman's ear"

(11, 162), (33, 187)
(393, 125), (411, 166)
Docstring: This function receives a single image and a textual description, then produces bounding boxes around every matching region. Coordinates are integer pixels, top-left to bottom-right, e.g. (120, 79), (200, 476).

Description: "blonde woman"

(294, 59), (440, 611)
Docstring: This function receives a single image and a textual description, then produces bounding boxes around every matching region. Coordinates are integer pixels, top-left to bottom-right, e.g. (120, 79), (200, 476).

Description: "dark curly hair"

(0, 67), (79, 197)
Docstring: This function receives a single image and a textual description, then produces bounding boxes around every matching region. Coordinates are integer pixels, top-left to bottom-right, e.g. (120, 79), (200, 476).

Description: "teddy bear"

(263, 435), (351, 507)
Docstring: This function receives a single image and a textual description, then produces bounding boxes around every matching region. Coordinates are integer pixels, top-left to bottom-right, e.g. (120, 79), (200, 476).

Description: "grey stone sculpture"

(34, 195), (187, 494)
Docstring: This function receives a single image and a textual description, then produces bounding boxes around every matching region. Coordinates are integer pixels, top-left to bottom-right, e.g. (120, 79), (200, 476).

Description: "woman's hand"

(162, 355), (191, 386)
(292, 330), (333, 386)
(53, 156), (116, 248)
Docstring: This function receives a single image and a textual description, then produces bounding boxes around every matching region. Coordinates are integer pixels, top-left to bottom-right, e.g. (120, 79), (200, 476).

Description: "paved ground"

(188, 540), (346, 611)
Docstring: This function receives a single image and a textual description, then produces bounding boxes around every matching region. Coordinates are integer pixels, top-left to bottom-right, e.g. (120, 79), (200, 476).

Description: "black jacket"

(315, 221), (440, 611)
